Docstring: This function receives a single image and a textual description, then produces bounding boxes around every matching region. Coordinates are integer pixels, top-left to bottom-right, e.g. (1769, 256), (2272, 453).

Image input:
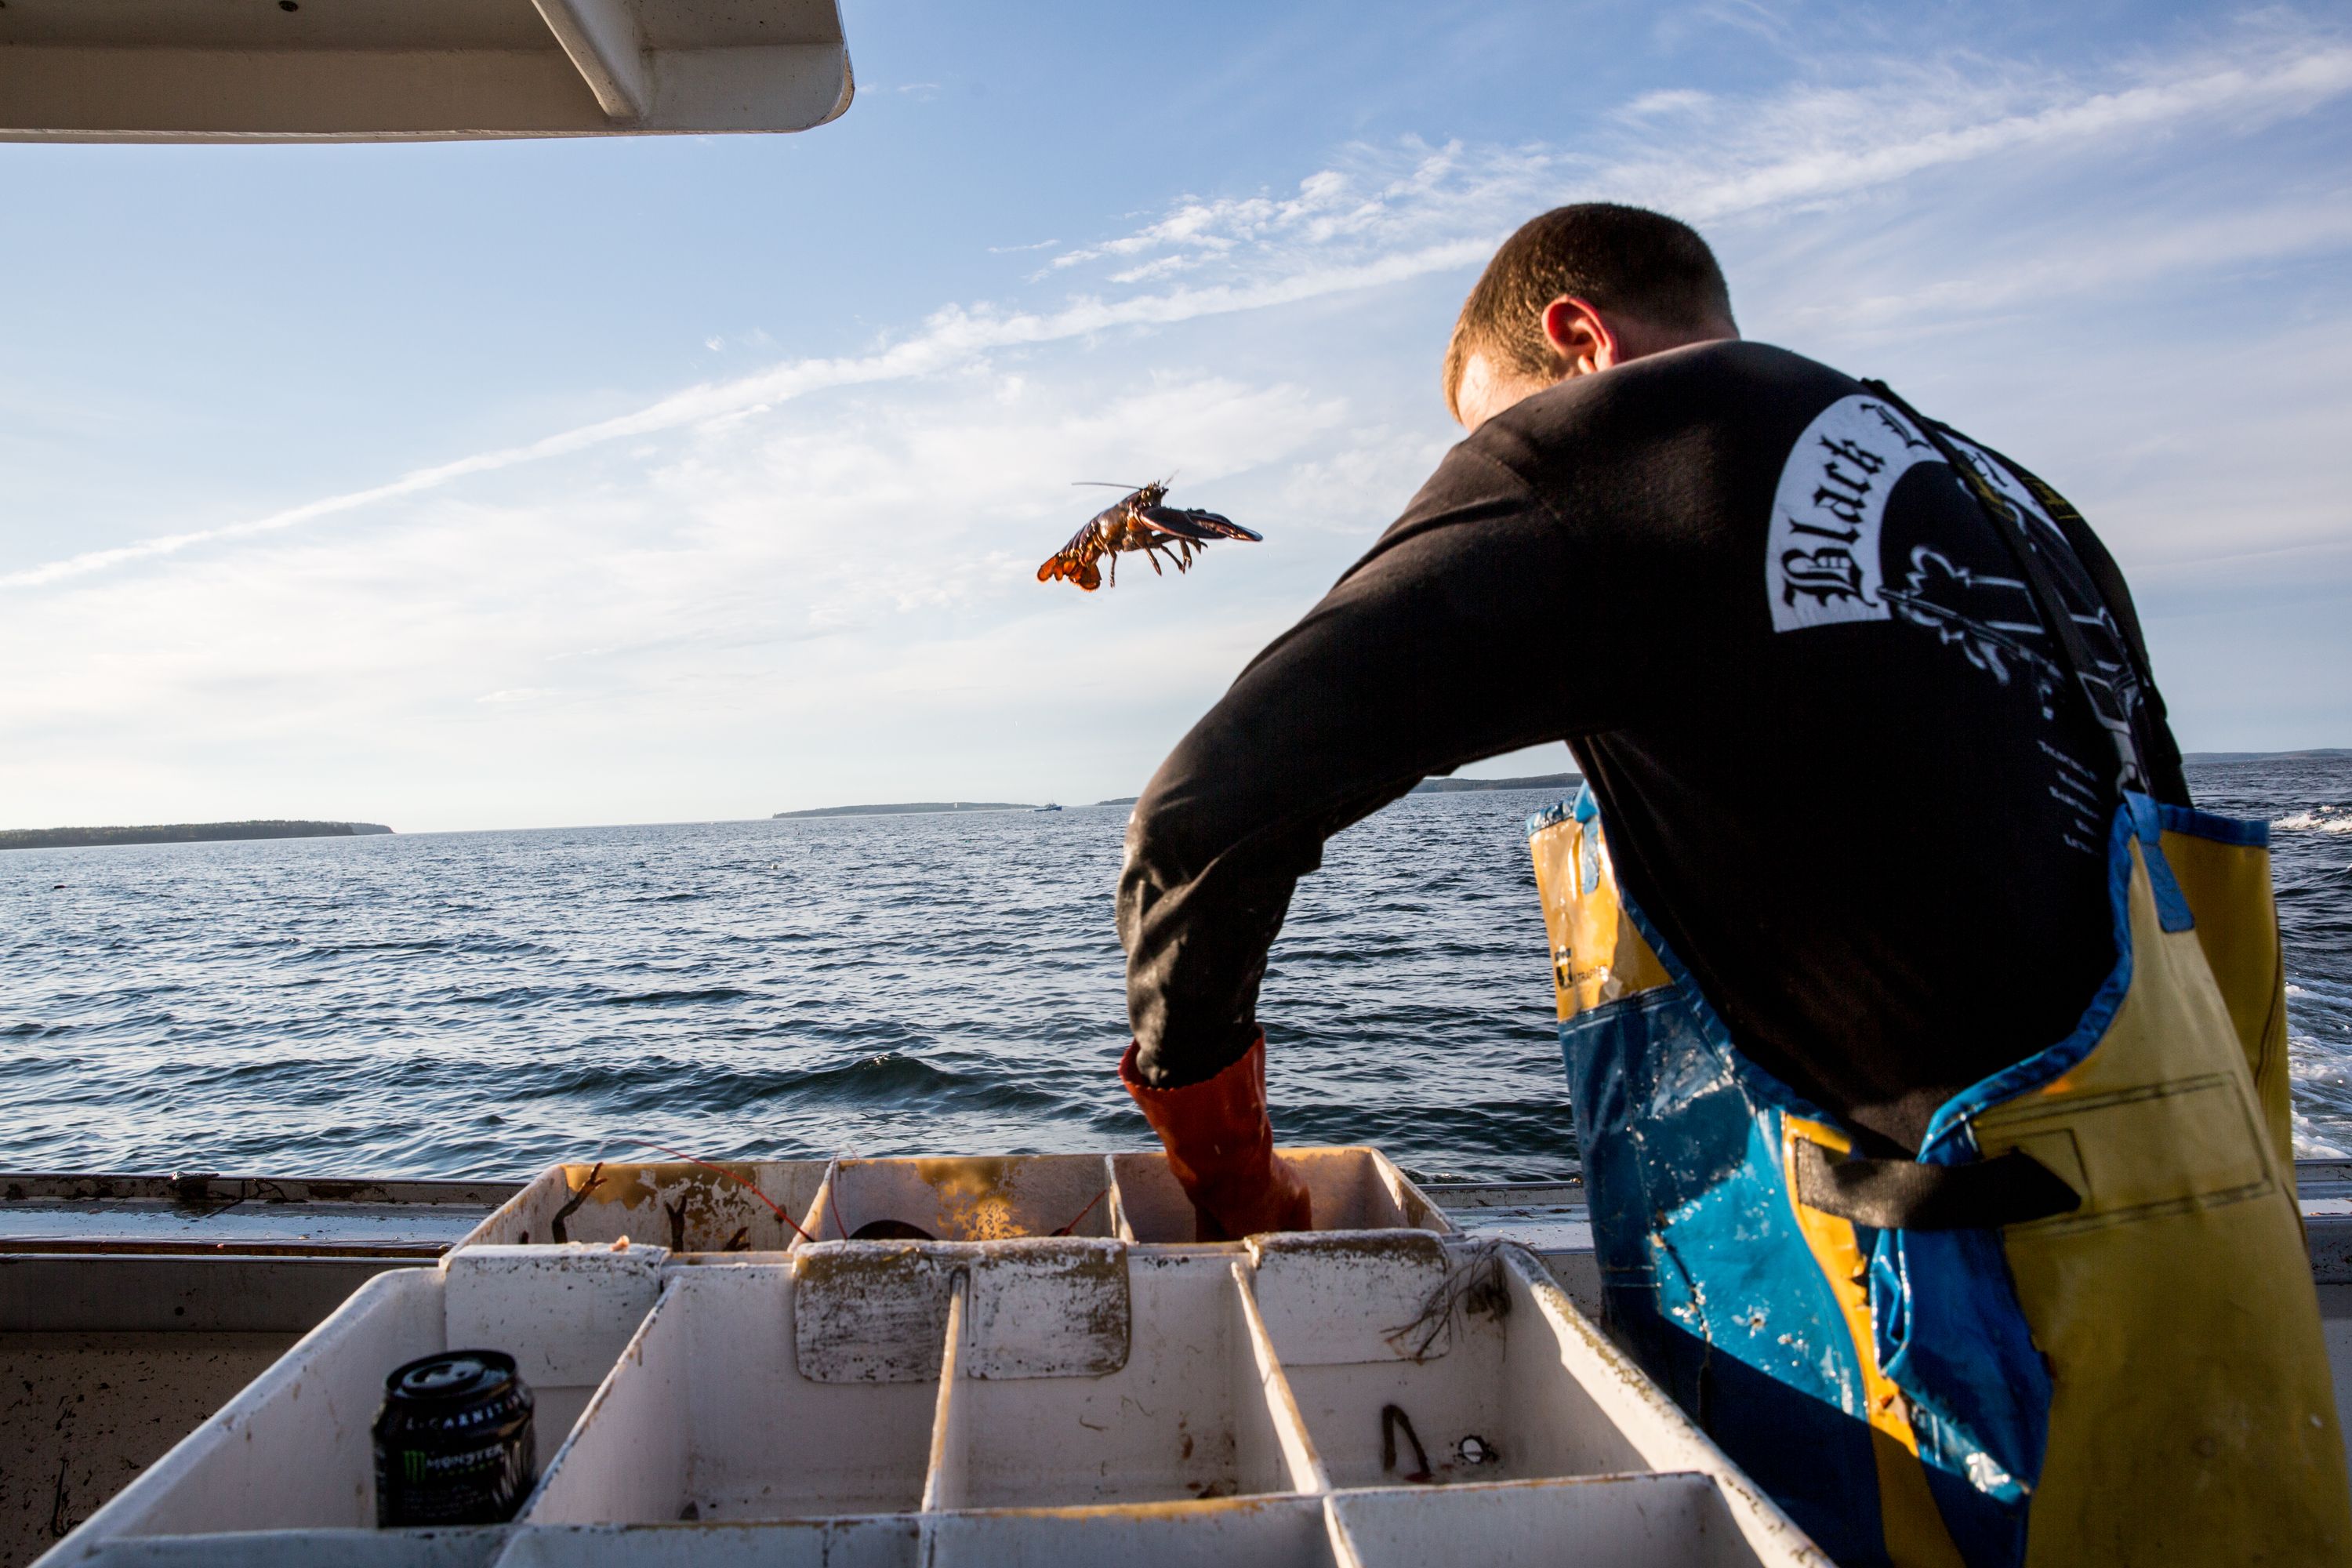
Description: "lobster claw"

(1138, 506), (1262, 543)
(1036, 553), (1102, 591)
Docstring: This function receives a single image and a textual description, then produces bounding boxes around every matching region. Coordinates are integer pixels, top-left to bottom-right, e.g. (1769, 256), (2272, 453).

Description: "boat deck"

(5, 1161), (2350, 1566)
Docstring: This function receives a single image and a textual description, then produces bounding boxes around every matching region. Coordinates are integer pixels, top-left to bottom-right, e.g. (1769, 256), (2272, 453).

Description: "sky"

(1, 1), (2347, 832)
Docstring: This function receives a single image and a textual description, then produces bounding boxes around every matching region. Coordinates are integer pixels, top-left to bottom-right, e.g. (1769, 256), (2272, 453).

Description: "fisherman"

(1114, 204), (2350, 1565)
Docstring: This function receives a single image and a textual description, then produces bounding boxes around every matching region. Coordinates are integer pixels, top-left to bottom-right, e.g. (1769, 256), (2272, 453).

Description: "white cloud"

(1107, 254), (1204, 285)
(1041, 30), (2352, 280)
(1632, 44), (2352, 222)
(1787, 192), (2352, 334)
(1618, 87), (1714, 118)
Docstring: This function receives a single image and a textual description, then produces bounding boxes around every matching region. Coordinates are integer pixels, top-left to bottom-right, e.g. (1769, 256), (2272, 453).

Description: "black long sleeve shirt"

(1116, 340), (2183, 1156)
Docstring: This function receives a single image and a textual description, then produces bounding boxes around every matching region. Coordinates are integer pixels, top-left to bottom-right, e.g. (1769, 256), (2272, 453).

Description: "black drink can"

(372, 1349), (537, 1526)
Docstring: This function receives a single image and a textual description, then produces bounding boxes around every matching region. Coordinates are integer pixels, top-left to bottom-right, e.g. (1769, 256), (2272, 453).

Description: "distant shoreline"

(772, 801), (1036, 819)
(777, 776), (1587, 820)
(1, 821), (393, 851)
(1412, 772), (1583, 794)
(2183, 748), (2352, 764)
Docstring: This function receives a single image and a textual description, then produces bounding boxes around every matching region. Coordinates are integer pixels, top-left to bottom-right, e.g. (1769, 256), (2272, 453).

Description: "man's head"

(1444, 203), (1738, 430)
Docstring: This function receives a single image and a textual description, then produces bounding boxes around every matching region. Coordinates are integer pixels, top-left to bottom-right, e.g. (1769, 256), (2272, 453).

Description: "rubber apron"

(1526, 407), (2350, 1568)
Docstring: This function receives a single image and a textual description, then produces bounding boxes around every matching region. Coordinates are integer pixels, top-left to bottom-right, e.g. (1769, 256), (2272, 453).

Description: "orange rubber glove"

(1120, 1033), (1313, 1241)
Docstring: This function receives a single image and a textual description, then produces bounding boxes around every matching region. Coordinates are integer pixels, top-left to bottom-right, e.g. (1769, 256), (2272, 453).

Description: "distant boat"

(1035, 803), (1063, 812)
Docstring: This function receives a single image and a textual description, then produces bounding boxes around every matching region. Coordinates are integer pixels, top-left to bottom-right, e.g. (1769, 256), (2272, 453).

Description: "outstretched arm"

(1119, 448), (1618, 1091)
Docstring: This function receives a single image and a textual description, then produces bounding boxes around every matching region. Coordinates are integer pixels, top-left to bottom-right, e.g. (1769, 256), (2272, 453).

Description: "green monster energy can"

(372, 1350), (537, 1526)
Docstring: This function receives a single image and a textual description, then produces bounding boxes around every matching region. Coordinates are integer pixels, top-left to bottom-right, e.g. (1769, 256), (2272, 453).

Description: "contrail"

(0, 241), (1490, 593)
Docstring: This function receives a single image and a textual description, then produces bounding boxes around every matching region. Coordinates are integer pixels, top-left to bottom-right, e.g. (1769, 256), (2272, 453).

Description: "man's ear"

(1541, 297), (1619, 377)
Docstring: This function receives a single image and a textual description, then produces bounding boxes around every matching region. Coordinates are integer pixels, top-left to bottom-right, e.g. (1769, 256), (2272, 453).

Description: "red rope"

(1051, 1186), (1111, 1237)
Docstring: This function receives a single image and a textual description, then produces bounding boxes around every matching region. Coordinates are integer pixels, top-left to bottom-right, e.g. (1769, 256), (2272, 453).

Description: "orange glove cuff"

(1120, 1033), (1312, 1241)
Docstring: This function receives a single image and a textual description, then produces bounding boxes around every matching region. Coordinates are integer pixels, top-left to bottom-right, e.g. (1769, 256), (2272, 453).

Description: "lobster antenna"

(1071, 481), (1149, 489)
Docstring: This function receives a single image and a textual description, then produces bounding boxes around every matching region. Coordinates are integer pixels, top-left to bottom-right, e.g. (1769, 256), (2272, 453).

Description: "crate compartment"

(464, 1161), (826, 1254)
(1109, 1149), (1451, 1243)
(1330, 1472), (1807, 1567)
(923, 1249), (1323, 1509)
(49, 1250), (664, 1552)
(491, 1519), (919, 1568)
(525, 1263), (938, 1523)
(805, 1156), (1116, 1243)
(1249, 1236), (1648, 1488)
(924, 1496), (1337, 1568)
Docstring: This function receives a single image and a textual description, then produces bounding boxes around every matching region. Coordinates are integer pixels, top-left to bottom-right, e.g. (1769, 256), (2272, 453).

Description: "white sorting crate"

(40, 1151), (1829, 1568)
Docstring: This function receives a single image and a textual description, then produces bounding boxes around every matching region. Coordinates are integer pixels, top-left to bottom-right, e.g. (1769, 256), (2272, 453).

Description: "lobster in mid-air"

(1036, 480), (1261, 591)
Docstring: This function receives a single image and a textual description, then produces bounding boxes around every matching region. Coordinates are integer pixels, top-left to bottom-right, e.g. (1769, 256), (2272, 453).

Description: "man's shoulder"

(1496, 340), (1853, 447)
(1449, 341), (1857, 508)
(1377, 343), (1871, 561)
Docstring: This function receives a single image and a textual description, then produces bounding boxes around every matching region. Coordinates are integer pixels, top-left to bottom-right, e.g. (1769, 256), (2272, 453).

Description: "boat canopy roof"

(0, 0), (852, 142)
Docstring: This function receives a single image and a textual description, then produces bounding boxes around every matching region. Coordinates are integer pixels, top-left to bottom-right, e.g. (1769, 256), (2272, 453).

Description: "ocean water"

(2, 757), (2347, 1183)
(2176, 756), (2352, 1157)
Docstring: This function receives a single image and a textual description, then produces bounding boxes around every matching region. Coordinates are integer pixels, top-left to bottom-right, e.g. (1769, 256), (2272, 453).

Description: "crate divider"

(917, 1272), (972, 1513)
(1231, 1256), (1334, 1499)
(517, 1276), (690, 1528)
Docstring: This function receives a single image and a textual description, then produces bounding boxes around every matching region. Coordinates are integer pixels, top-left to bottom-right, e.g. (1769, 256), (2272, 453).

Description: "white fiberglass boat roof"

(0, 0), (852, 142)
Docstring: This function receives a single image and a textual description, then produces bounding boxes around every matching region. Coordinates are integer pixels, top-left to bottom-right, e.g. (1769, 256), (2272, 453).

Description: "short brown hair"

(1443, 203), (1734, 419)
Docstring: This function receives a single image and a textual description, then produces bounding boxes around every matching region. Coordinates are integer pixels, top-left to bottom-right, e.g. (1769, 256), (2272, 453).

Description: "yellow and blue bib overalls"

(1526, 388), (2351, 1566)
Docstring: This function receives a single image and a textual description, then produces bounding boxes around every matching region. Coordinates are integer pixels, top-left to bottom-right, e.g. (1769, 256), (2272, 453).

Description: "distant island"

(2, 820), (393, 851)
(1412, 772), (1583, 793)
(2183, 748), (2351, 764)
(789, 777), (1587, 819)
(773, 801), (1036, 819)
